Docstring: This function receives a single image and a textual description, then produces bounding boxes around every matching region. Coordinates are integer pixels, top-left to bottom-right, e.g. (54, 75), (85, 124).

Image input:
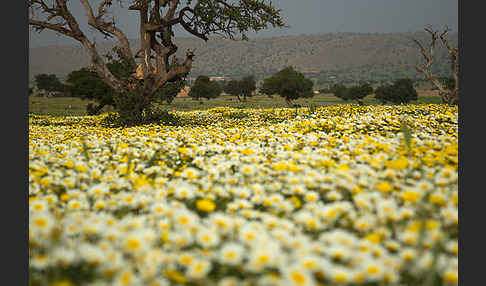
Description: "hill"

(29, 32), (457, 84)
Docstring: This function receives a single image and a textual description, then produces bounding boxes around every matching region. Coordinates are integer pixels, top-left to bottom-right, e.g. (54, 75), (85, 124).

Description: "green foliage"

(375, 78), (418, 104)
(104, 46), (136, 81)
(261, 66), (314, 106)
(331, 83), (349, 101)
(104, 91), (183, 127)
(143, 106), (183, 126)
(65, 47), (136, 115)
(159, 80), (186, 105)
(66, 68), (114, 114)
(34, 73), (66, 94)
(224, 80), (242, 101)
(439, 77), (455, 91)
(112, 86), (151, 126)
(191, 0), (286, 40)
(332, 82), (373, 104)
(239, 75), (257, 101)
(189, 75), (222, 102)
(223, 75), (256, 102)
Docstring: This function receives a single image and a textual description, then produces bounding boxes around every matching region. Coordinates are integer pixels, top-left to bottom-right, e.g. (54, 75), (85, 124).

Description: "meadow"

(29, 104), (457, 286)
(28, 92), (442, 116)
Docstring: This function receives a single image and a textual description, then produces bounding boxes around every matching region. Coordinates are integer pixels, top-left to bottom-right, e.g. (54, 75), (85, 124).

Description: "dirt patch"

(417, 89), (441, 97)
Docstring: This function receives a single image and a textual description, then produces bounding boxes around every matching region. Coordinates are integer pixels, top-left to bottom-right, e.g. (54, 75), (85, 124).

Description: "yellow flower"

(386, 157), (408, 171)
(364, 233), (381, 244)
(196, 199), (215, 212)
(443, 270), (458, 284)
(290, 196), (302, 208)
(39, 177), (51, 187)
(376, 181), (393, 193)
(401, 190), (422, 204)
(49, 280), (75, 286)
(335, 164), (350, 171)
(60, 194), (70, 202)
(273, 161), (288, 171)
(164, 269), (187, 284)
(177, 147), (190, 155)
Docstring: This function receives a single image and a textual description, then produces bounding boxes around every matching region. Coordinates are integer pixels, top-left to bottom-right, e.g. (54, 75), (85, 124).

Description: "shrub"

(375, 78), (418, 104)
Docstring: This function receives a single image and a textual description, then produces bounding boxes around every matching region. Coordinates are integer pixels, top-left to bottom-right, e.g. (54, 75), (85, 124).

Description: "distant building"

(209, 76), (229, 82)
(176, 86), (191, 97)
(186, 76), (230, 84)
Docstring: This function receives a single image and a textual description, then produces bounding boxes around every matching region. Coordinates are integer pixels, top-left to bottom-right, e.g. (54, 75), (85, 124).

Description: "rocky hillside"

(29, 32), (457, 83)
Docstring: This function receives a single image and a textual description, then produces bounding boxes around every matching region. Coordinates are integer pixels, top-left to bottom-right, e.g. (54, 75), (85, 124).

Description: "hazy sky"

(29, 0), (458, 47)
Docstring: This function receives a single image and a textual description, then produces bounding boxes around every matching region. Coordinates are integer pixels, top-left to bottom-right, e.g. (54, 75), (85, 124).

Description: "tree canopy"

(375, 78), (418, 104)
(223, 75), (256, 102)
(332, 82), (373, 104)
(65, 47), (133, 115)
(34, 74), (65, 94)
(261, 66), (314, 106)
(189, 75), (222, 102)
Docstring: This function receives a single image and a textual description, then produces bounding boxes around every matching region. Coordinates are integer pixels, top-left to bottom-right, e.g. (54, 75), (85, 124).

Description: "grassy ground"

(29, 93), (442, 116)
(29, 97), (116, 116)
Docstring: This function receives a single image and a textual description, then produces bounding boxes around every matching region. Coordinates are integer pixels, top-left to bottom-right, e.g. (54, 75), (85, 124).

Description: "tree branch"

(79, 0), (136, 69)
(413, 27), (459, 104)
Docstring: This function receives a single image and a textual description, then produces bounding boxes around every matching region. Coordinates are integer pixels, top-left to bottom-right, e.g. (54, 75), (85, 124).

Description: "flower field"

(29, 104), (458, 286)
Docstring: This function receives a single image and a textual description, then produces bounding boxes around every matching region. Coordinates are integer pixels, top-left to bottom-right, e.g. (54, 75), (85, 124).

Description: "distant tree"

(159, 80), (186, 105)
(224, 80), (243, 102)
(347, 83), (373, 105)
(34, 73), (65, 96)
(374, 85), (394, 104)
(239, 75), (256, 101)
(189, 76), (222, 103)
(66, 47), (146, 115)
(224, 75), (256, 102)
(331, 83), (350, 101)
(261, 66), (314, 107)
(375, 78), (418, 104)
(66, 68), (114, 115)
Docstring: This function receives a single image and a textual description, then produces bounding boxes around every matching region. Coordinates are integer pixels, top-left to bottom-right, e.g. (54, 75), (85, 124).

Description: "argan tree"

(332, 82), (373, 105)
(29, 0), (285, 124)
(412, 26), (458, 105)
(261, 66), (314, 107)
(223, 75), (256, 102)
(223, 79), (242, 101)
(239, 75), (256, 101)
(67, 67), (115, 115)
(189, 75), (222, 103)
(34, 73), (66, 96)
(374, 78), (418, 105)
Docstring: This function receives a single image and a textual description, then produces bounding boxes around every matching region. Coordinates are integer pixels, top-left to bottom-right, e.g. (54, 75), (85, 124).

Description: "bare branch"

(413, 27), (459, 105)
(79, 0), (136, 68)
(29, 19), (75, 37)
